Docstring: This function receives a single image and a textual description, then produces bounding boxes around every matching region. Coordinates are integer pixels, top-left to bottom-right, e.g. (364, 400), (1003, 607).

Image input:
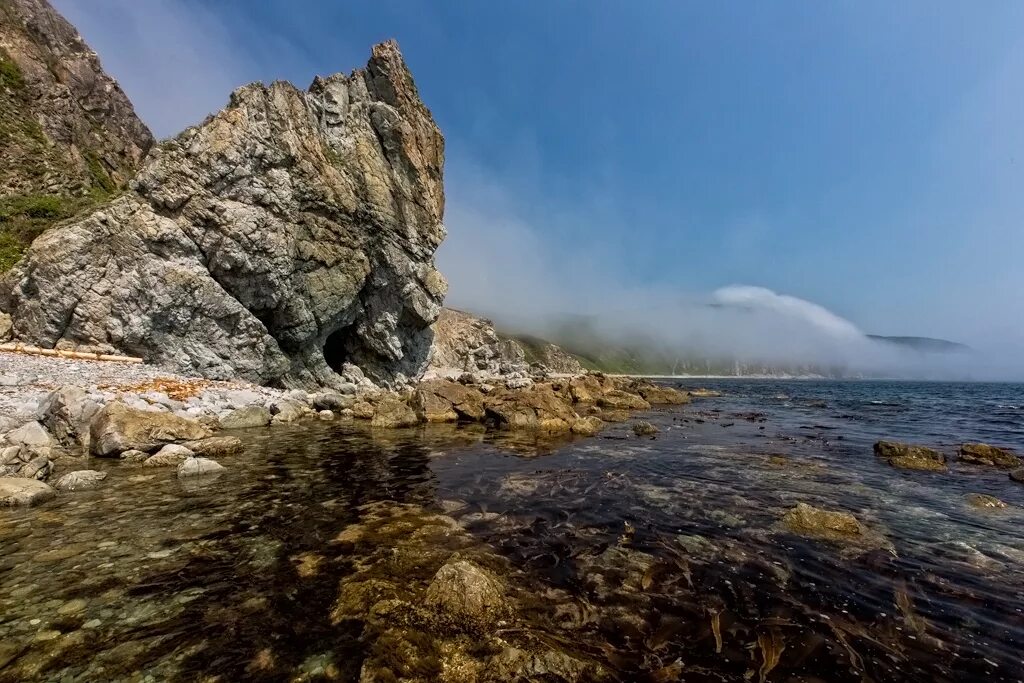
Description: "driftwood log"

(0, 342), (144, 364)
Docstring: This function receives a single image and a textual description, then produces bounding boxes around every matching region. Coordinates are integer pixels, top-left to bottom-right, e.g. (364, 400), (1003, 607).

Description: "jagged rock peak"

(2, 39), (448, 390)
(0, 0), (153, 196)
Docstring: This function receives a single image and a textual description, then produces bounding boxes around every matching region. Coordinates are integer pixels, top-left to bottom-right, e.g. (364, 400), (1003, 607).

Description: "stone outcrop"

(2, 40), (446, 390)
(428, 308), (530, 378)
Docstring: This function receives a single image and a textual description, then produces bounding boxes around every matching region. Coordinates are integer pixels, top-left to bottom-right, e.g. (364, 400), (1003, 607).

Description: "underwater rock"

(1009, 468), (1024, 484)
(632, 420), (659, 437)
(424, 559), (508, 627)
(177, 456), (225, 477)
(89, 401), (211, 456)
(965, 493), (1007, 509)
(53, 469), (107, 491)
(219, 406), (272, 429)
(873, 440), (946, 472)
(181, 436), (243, 459)
(0, 477), (55, 506)
(481, 646), (607, 683)
(687, 388), (721, 397)
(780, 502), (891, 555)
(959, 443), (1021, 468)
(143, 443), (194, 467)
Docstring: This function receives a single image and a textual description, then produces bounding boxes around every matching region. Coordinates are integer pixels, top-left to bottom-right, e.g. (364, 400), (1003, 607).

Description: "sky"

(52, 0), (1024, 365)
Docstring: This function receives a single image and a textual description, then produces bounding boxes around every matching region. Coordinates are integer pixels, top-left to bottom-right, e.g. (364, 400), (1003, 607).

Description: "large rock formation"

(1, 40), (447, 389)
(0, 0), (153, 268)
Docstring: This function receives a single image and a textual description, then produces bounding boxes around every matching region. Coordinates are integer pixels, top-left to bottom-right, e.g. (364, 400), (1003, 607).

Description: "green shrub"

(0, 54), (24, 90)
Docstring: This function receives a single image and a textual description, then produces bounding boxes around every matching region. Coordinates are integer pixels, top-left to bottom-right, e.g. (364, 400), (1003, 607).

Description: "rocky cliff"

(1, 39), (447, 390)
(0, 0), (153, 269)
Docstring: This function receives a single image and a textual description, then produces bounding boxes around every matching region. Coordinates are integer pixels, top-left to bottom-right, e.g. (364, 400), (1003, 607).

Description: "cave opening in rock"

(323, 326), (354, 375)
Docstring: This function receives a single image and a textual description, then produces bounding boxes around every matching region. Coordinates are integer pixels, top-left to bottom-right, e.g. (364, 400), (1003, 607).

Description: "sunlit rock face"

(2, 41), (447, 389)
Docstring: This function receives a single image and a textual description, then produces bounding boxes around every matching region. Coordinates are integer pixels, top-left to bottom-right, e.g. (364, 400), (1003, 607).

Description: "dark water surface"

(1, 380), (1023, 682)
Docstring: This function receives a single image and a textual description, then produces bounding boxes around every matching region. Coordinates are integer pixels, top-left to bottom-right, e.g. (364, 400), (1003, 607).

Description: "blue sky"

(54, 1), (1024, 350)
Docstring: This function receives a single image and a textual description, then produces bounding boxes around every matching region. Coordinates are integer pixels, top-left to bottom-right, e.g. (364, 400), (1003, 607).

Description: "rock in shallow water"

(781, 502), (893, 556)
(424, 559), (507, 627)
(53, 470), (107, 491)
(0, 477), (55, 506)
(873, 440), (947, 472)
(959, 443), (1021, 468)
(177, 457), (225, 477)
(181, 436), (243, 458)
(144, 444), (194, 467)
(965, 493), (1007, 509)
(89, 402), (211, 456)
(219, 406), (271, 430)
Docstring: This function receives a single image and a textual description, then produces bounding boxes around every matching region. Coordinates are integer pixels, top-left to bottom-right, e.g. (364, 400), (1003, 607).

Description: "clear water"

(1, 380), (1023, 682)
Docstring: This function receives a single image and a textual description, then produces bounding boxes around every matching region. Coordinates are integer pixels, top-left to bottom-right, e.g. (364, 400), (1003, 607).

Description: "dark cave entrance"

(323, 326), (354, 375)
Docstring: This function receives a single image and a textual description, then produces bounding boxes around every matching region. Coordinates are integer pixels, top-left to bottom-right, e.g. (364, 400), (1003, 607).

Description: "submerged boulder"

(965, 493), (1007, 509)
(0, 477), (55, 506)
(177, 456), (225, 477)
(53, 470), (107, 492)
(1, 41), (446, 390)
(780, 503), (893, 556)
(424, 559), (507, 627)
(959, 443), (1021, 469)
(89, 402), (211, 456)
(873, 441), (946, 472)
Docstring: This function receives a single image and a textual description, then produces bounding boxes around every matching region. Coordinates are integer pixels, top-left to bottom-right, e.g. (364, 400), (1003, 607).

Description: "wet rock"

(635, 383), (690, 405)
(571, 416), (604, 436)
(318, 410), (335, 420)
(0, 477), (55, 506)
(782, 503), (871, 544)
(597, 389), (651, 411)
(1009, 468), (1024, 484)
(959, 443), (1021, 468)
(219, 405), (272, 429)
(414, 379), (485, 422)
(688, 388), (722, 398)
(311, 392), (355, 412)
(90, 401), (211, 456)
(873, 441), (946, 472)
(352, 401), (375, 419)
(484, 384), (579, 432)
(271, 399), (308, 424)
(181, 436), (243, 458)
(144, 444), (195, 467)
(424, 559), (507, 627)
(177, 457), (225, 477)
(632, 421), (659, 436)
(370, 398), (421, 428)
(481, 646), (604, 682)
(118, 449), (149, 464)
(53, 470), (107, 491)
(965, 493), (1007, 509)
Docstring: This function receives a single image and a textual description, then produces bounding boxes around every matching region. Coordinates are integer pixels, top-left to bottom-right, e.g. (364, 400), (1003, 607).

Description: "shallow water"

(2, 380), (1023, 682)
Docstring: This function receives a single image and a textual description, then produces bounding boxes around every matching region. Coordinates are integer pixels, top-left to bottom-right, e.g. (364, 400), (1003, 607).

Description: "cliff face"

(0, 0), (153, 268)
(2, 40), (447, 390)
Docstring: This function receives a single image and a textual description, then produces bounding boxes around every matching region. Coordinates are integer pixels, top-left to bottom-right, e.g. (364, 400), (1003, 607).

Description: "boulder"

(0, 477), (55, 506)
(959, 443), (1021, 468)
(53, 470), (107, 492)
(965, 493), (1007, 509)
(571, 416), (604, 436)
(177, 457), (225, 477)
(1, 41), (445, 390)
(370, 398), (420, 428)
(596, 390), (650, 411)
(144, 444), (195, 467)
(635, 383), (690, 405)
(632, 421), (659, 436)
(782, 503), (867, 541)
(1010, 468), (1024, 484)
(873, 441), (946, 472)
(118, 449), (149, 464)
(90, 402), (211, 456)
(181, 437), (243, 459)
(271, 399), (308, 424)
(5, 421), (54, 448)
(568, 375), (604, 403)
(414, 379), (485, 423)
(424, 559), (507, 626)
(351, 401), (375, 420)
(20, 455), (52, 480)
(484, 384), (579, 432)
(219, 406), (272, 430)
(311, 392), (354, 412)
(38, 386), (100, 450)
